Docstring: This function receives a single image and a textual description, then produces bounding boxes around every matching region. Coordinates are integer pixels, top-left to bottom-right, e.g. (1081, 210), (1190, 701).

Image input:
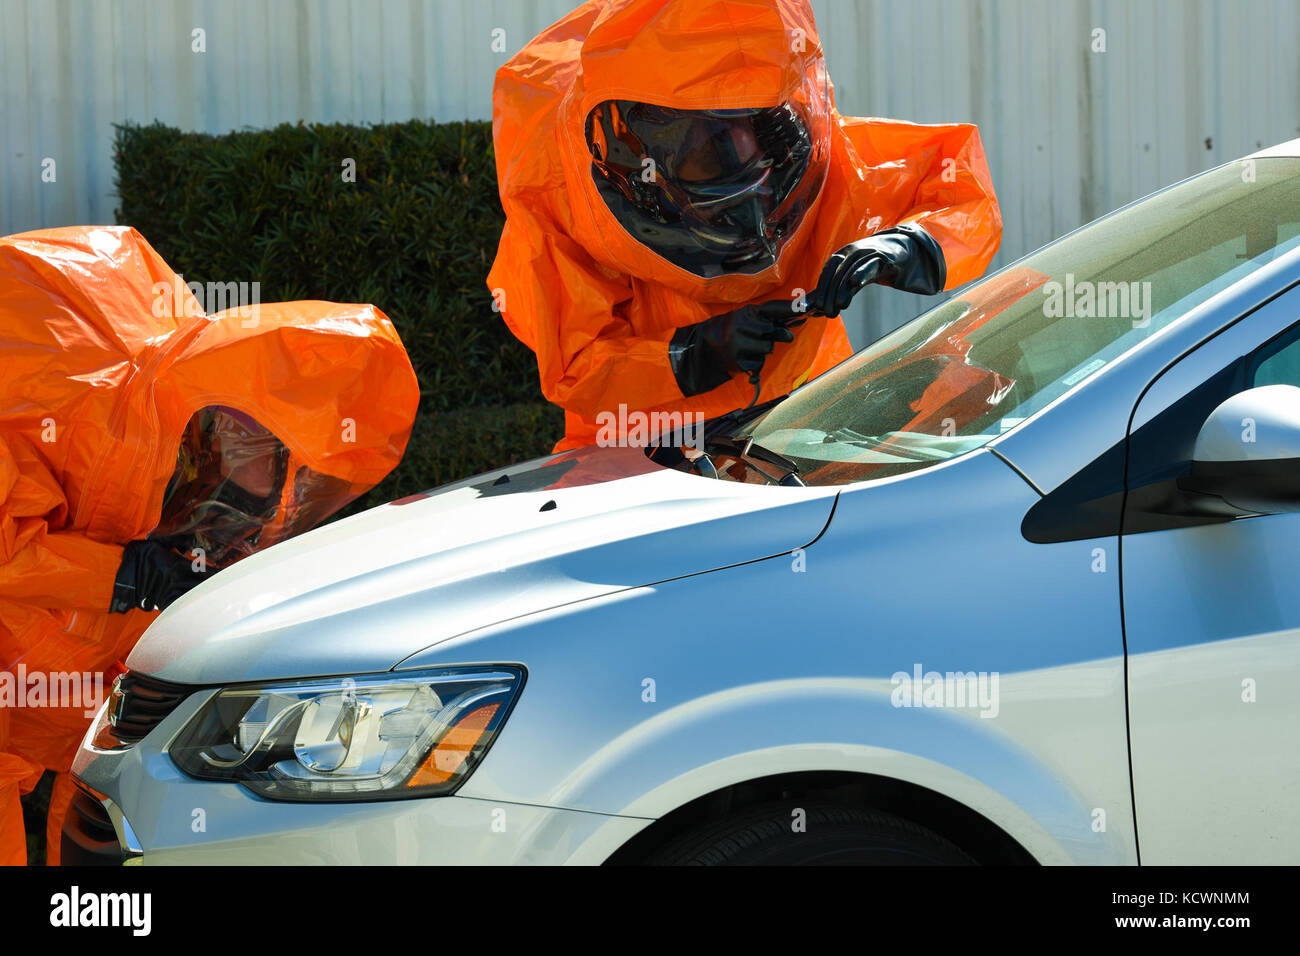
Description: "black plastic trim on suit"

(885, 223), (948, 295)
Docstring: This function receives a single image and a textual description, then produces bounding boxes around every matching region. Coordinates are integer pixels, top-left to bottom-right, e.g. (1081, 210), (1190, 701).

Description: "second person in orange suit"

(488, 0), (1003, 452)
(0, 226), (419, 864)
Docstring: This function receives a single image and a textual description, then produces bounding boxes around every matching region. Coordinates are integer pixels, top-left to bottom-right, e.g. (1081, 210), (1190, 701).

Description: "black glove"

(110, 539), (209, 614)
(807, 223), (947, 317)
(669, 300), (805, 397)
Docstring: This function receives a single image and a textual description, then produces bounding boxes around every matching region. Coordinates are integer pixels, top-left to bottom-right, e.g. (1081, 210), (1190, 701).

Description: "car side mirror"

(1181, 384), (1300, 515)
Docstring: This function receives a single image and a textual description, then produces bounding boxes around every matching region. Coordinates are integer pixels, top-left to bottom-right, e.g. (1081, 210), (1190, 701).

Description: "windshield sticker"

(1063, 358), (1107, 386)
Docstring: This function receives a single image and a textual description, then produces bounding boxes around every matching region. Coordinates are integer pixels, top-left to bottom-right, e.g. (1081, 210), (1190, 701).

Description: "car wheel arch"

(602, 768), (1038, 865)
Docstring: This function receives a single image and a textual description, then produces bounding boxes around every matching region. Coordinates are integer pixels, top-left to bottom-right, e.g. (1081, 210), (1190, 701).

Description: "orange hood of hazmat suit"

(0, 226), (419, 864)
(487, 0), (1003, 452)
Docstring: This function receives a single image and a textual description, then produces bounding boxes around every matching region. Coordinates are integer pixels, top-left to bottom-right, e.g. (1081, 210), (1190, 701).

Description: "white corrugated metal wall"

(2, 0), (1298, 342)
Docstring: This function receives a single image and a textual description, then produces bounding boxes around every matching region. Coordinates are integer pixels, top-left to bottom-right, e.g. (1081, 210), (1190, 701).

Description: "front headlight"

(168, 666), (523, 801)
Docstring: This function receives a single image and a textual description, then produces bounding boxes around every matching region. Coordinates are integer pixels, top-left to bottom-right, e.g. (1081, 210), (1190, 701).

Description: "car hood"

(128, 445), (840, 684)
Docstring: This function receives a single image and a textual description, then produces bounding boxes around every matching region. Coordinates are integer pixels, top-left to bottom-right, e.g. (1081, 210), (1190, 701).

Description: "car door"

(1123, 282), (1300, 864)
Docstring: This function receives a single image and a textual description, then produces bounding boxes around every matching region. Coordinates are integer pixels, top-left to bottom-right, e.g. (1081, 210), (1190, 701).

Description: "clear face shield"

(151, 406), (355, 569)
(585, 65), (832, 278)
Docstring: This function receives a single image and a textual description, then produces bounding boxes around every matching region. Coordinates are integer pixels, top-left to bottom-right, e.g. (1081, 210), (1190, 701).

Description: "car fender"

(528, 679), (1113, 865)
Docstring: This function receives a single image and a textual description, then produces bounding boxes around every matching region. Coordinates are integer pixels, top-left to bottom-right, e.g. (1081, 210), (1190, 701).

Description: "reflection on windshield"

(746, 157), (1300, 487)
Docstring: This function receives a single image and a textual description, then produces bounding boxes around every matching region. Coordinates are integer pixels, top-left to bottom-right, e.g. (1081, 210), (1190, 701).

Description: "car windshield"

(742, 156), (1300, 486)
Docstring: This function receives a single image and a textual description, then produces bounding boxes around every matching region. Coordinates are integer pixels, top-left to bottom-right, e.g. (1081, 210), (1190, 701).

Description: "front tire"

(644, 802), (976, 865)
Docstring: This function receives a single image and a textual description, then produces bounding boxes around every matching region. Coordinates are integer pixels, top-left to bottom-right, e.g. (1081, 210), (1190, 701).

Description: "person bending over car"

(487, 0), (1003, 451)
(0, 226), (419, 865)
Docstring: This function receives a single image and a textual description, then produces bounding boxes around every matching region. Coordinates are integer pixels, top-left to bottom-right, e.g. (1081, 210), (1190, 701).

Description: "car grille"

(107, 671), (193, 746)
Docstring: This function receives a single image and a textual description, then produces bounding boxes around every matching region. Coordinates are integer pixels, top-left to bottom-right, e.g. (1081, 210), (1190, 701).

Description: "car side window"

(1122, 316), (1300, 529)
(1252, 330), (1300, 387)
(1026, 297), (1300, 543)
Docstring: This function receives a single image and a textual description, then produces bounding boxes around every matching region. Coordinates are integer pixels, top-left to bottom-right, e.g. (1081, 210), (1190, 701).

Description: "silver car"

(68, 140), (1300, 865)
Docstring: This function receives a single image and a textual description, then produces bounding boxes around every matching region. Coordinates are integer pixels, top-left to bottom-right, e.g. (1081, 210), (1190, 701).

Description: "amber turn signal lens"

(406, 703), (501, 788)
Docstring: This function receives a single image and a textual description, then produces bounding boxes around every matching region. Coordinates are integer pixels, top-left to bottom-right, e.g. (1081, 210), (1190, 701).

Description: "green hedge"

(358, 400), (564, 508)
(113, 119), (563, 509)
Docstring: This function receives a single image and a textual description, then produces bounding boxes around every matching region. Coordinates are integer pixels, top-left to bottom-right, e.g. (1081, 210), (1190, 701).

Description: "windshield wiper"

(702, 395), (787, 444)
(704, 434), (806, 486)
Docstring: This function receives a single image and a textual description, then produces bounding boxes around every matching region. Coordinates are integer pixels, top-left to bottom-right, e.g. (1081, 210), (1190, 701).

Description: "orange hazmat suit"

(0, 226), (419, 863)
(487, 0), (1003, 452)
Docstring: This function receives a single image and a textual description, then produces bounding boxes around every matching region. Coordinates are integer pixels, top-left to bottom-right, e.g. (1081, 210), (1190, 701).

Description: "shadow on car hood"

(128, 445), (840, 684)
